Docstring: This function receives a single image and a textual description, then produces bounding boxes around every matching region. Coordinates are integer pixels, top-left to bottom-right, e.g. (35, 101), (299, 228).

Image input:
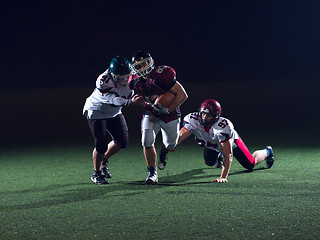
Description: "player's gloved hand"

(146, 103), (169, 115)
(155, 103), (169, 115)
(213, 177), (228, 183)
(131, 94), (145, 106)
(150, 105), (162, 115)
(145, 103), (161, 115)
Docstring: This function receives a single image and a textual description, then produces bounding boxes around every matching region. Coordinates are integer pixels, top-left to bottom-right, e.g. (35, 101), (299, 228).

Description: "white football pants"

(141, 114), (180, 149)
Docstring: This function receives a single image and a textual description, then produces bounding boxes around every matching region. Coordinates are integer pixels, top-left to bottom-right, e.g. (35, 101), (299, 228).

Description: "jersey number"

(195, 138), (218, 149)
(155, 66), (166, 74)
(218, 119), (228, 128)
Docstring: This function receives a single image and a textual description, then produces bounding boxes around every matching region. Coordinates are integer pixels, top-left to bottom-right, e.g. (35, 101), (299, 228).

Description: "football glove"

(146, 103), (169, 115)
(155, 103), (169, 115)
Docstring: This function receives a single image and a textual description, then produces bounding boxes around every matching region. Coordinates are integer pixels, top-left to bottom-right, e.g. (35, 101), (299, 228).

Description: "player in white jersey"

(160, 99), (275, 183)
(83, 56), (145, 184)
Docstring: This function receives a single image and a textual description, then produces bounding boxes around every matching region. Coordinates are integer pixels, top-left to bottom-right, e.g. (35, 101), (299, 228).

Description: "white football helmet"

(131, 51), (154, 77)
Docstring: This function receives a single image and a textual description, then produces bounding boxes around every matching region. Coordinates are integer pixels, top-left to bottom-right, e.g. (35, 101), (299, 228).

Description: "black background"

(1, 1), (320, 147)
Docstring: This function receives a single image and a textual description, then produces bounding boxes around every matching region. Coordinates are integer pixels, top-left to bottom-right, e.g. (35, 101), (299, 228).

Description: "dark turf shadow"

(0, 167), (269, 211)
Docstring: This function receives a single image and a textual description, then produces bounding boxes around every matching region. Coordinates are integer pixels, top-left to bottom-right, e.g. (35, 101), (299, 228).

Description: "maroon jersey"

(128, 65), (181, 122)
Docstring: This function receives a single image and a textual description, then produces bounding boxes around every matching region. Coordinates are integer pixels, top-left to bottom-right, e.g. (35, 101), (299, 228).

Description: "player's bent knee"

(120, 144), (128, 149)
(118, 142), (128, 149)
(96, 146), (107, 154)
(141, 137), (155, 148)
(165, 143), (176, 150)
(116, 139), (129, 149)
(142, 142), (154, 148)
(141, 130), (156, 148)
(203, 148), (220, 166)
(245, 164), (254, 170)
(204, 159), (216, 167)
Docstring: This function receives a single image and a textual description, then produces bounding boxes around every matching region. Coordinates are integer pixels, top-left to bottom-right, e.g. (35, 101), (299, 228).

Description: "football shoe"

(145, 166), (158, 185)
(91, 170), (109, 184)
(158, 147), (168, 170)
(101, 160), (112, 178)
(265, 146), (275, 169)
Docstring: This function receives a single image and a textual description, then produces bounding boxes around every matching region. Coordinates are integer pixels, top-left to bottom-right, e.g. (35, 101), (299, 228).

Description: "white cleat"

(145, 167), (158, 185)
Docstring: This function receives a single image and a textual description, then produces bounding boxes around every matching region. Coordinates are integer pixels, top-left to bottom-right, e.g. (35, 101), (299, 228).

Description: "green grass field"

(0, 142), (319, 240)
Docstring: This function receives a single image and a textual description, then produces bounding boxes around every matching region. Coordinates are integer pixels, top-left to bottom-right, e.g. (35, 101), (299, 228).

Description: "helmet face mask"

(109, 56), (132, 86)
(199, 111), (214, 126)
(131, 51), (154, 77)
(110, 73), (131, 86)
(199, 99), (221, 126)
(199, 111), (216, 126)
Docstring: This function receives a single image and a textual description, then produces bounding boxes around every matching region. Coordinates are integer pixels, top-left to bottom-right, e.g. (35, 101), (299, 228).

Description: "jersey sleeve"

(95, 70), (132, 107)
(96, 70), (112, 90)
(99, 92), (132, 107)
(216, 118), (235, 143)
(182, 113), (195, 133)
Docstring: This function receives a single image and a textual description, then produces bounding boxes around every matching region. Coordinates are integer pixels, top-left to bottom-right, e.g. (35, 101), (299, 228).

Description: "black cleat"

(265, 146), (275, 169)
(158, 147), (168, 170)
(101, 159), (112, 178)
(91, 170), (109, 184)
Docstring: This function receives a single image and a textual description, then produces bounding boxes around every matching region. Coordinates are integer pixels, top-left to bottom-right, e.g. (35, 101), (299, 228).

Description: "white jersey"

(183, 112), (239, 152)
(83, 70), (134, 119)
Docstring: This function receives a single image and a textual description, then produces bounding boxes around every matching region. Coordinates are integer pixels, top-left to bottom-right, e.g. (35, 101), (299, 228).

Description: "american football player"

(128, 51), (188, 184)
(161, 99), (275, 183)
(83, 56), (145, 184)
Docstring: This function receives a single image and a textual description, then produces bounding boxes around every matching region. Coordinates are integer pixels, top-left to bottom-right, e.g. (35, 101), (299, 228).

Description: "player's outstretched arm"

(174, 127), (192, 150)
(213, 139), (233, 183)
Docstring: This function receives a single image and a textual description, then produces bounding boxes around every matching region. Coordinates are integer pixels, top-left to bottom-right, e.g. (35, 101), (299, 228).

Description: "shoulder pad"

(152, 66), (176, 81)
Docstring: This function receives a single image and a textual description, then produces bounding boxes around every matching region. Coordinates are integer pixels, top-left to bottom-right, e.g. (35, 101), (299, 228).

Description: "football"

(154, 91), (175, 108)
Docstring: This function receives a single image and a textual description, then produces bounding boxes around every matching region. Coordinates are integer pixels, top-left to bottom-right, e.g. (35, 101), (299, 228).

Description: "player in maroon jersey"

(128, 51), (188, 184)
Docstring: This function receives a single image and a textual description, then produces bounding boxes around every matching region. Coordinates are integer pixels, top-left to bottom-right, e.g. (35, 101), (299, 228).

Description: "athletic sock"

(265, 148), (271, 157)
(148, 166), (156, 174)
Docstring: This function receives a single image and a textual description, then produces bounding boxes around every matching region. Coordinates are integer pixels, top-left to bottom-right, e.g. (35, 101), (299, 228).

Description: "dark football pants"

(203, 148), (220, 166)
(233, 137), (255, 170)
(203, 137), (255, 170)
(87, 114), (129, 154)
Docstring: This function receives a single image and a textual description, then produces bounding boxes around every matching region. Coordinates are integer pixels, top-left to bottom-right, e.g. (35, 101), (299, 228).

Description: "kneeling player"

(159, 99), (275, 183)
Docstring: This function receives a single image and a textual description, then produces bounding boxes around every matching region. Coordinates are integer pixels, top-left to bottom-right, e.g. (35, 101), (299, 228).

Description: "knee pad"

(203, 148), (219, 166)
(118, 141), (128, 149)
(96, 144), (107, 155)
(141, 129), (156, 148)
(120, 142), (128, 149)
(114, 137), (129, 149)
(204, 159), (216, 167)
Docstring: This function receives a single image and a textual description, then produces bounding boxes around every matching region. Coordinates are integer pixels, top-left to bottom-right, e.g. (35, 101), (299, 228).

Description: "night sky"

(2, 1), (320, 146)
(3, 1), (320, 88)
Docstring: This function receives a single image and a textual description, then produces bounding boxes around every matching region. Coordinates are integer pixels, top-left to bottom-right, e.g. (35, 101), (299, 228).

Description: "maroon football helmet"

(199, 99), (221, 126)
